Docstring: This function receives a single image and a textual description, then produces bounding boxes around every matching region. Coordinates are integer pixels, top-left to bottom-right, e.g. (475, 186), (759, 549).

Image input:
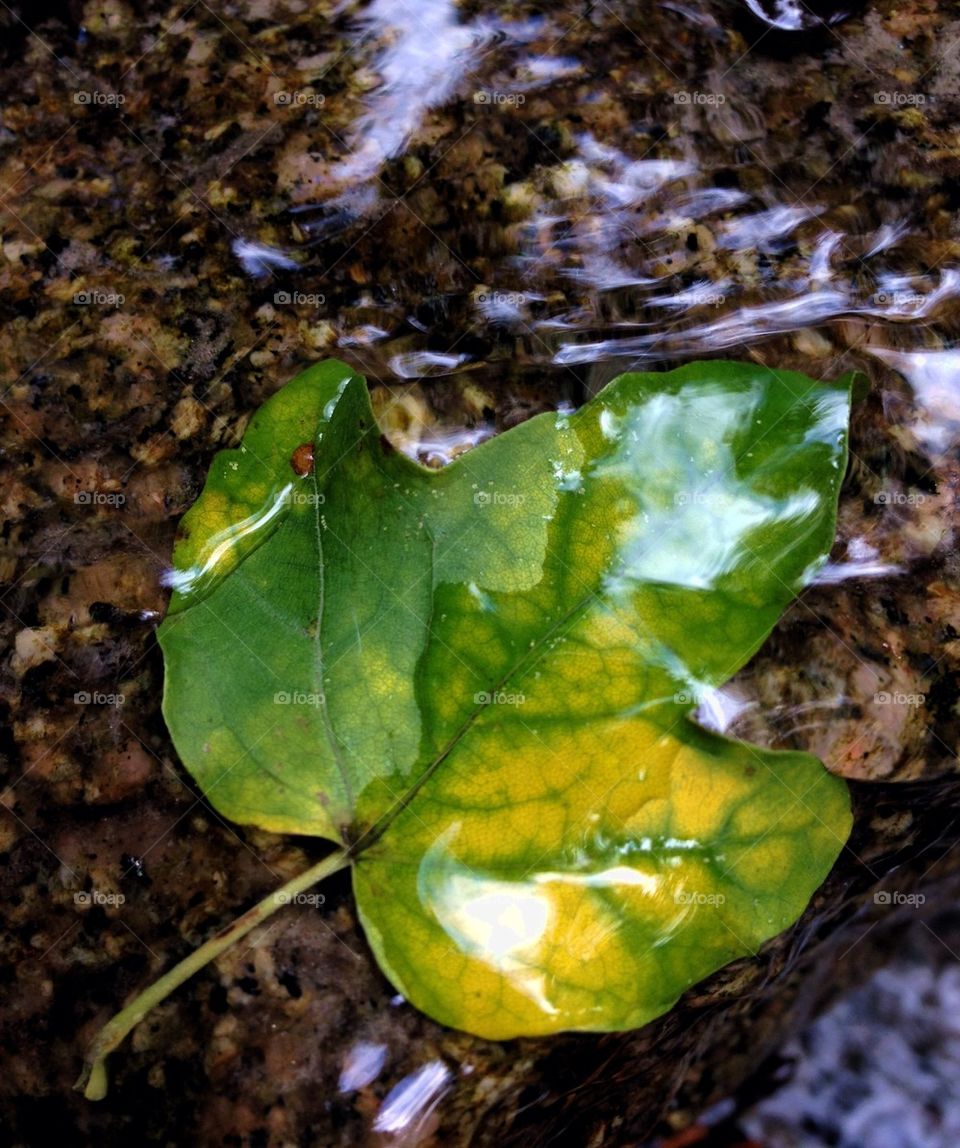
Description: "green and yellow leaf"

(158, 358), (853, 1038)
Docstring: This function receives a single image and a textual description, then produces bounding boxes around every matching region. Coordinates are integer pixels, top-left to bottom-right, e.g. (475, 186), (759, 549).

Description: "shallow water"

(2, 0), (960, 1145)
(278, 0), (960, 388)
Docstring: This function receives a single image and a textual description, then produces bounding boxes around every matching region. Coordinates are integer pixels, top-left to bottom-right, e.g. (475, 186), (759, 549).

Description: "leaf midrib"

(311, 456), (354, 819)
(348, 480), (624, 857)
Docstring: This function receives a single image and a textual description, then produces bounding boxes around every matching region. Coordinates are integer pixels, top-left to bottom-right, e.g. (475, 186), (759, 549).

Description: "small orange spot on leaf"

(290, 442), (315, 476)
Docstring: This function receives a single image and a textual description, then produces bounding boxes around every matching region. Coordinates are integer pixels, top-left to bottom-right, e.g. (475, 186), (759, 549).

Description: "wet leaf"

(159, 358), (854, 1038)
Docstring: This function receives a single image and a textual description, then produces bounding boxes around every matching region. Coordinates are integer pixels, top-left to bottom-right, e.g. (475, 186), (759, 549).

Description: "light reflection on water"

(339, 1039), (389, 1093)
(327, 0), (484, 188)
(372, 1059), (452, 1141)
(867, 348), (960, 458)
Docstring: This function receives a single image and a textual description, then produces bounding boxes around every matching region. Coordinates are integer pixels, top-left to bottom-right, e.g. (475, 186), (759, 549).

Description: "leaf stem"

(75, 847), (352, 1100)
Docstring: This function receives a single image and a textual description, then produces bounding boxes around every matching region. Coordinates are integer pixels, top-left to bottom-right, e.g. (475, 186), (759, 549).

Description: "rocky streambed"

(2, 0), (960, 1144)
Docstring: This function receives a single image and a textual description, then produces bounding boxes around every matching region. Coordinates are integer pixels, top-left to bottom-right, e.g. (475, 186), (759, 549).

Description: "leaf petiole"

(76, 846), (352, 1100)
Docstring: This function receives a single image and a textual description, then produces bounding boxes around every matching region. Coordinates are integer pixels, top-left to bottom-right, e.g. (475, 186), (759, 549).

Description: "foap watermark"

(290, 490), (326, 507)
(873, 289), (925, 307)
(674, 689), (709, 706)
(673, 91), (726, 105)
(477, 291), (527, 306)
(473, 490), (525, 507)
(874, 890), (926, 907)
(874, 91), (926, 106)
(274, 90), (326, 107)
(274, 290), (325, 306)
(683, 289), (726, 307)
(73, 289), (124, 307)
(874, 691), (925, 707)
(75, 490), (125, 507)
(274, 891), (326, 906)
(473, 90), (525, 106)
(474, 690), (525, 706)
(675, 890), (726, 906)
(73, 90), (125, 106)
(874, 490), (926, 506)
(673, 490), (734, 508)
(74, 691), (125, 706)
(75, 890), (126, 907)
(274, 690), (326, 706)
